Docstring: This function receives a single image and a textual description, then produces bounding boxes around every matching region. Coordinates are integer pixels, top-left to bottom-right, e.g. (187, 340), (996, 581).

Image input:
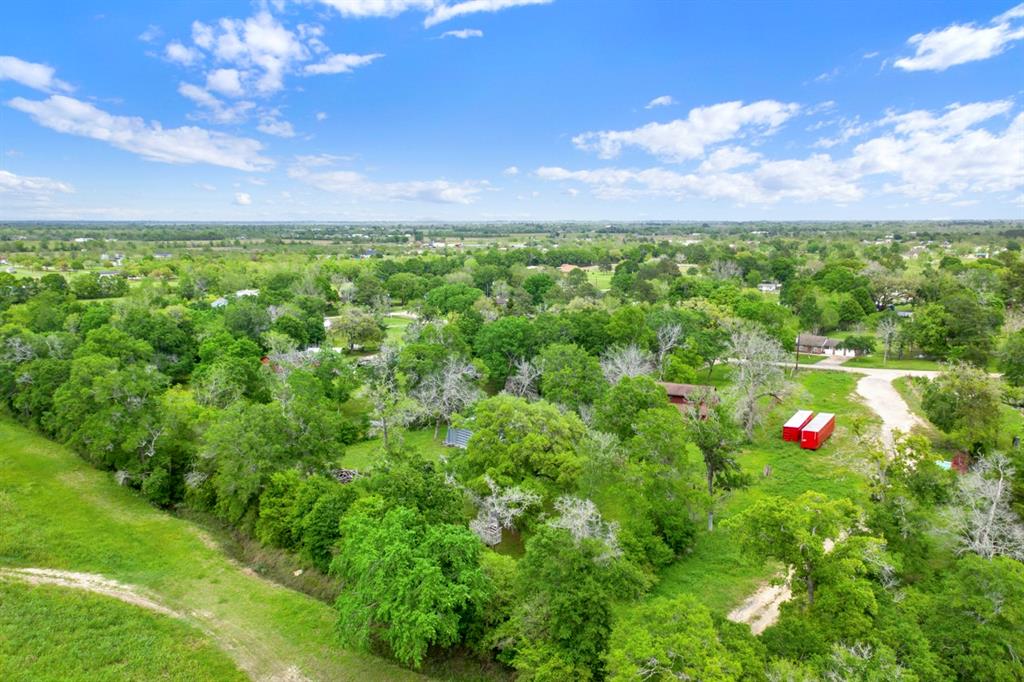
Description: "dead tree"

(600, 344), (654, 384)
(948, 453), (1024, 561)
(504, 357), (542, 399)
(877, 317), (899, 364)
(728, 328), (788, 440)
(655, 323), (682, 377)
(416, 356), (483, 439)
(468, 476), (540, 546)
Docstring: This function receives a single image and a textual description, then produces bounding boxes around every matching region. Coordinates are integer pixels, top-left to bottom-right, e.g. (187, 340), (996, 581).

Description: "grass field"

(341, 426), (451, 470)
(650, 370), (876, 613)
(0, 581), (246, 682)
(586, 270), (613, 291)
(0, 417), (434, 681)
(843, 355), (945, 371)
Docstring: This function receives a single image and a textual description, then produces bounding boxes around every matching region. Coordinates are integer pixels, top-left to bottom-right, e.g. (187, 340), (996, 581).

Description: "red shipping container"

(800, 412), (836, 450)
(782, 410), (815, 442)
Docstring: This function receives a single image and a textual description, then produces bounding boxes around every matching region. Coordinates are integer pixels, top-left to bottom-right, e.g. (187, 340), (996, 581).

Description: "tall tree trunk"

(806, 574), (815, 607)
(706, 468), (715, 532)
(434, 417), (441, 440)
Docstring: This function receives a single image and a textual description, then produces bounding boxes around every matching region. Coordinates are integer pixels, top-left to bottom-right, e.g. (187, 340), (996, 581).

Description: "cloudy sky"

(1, 0), (1022, 221)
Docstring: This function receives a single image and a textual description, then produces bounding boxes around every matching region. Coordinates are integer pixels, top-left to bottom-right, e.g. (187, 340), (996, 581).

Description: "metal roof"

(444, 427), (473, 449)
(784, 410), (815, 429)
(804, 412), (836, 431)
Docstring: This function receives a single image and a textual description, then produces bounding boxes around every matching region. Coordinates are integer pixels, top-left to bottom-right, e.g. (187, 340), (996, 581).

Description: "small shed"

(782, 410), (815, 442)
(657, 382), (717, 418)
(444, 427), (474, 449)
(796, 334), (840, 355)
(800, 412), (836, 450)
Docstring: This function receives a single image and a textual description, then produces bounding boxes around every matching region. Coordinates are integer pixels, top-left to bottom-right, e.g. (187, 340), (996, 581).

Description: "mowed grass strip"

(0, 417), (423, 682)
(0, 581), (246, 682)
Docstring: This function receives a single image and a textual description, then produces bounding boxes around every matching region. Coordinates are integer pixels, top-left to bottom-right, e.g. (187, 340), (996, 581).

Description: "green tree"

(458, 394), (585, 495)
(727, 492), (860, 607)
(606, 595), (744, 682)
(999, 329), (1024, 387)
(921, 363), (1002, 451)
(474, 316), (536, 385)
(538, 343), (606, 411)
(594, 375), (666, 441)
(497, 525), (639, 680)
(331, 502), (489, 667)
(684, 399), (744, 531)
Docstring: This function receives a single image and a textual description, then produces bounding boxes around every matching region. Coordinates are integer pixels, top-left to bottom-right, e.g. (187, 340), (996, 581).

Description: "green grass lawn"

(341, 426), (451, 470)
(0, 582), (246, 682)
(586, 270), (613, 291)
(385, 314), (414, 343)
(842, 355), (944, 371)
(0, 417), (428, 682)
(650, 370), (876, 614)
(790, 353), (827, 365)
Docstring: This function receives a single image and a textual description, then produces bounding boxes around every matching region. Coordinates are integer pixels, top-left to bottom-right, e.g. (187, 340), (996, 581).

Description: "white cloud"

(424, 0), (553, 27)
(178, 82), (255, 123)
(536, 156), (862, 205)
(289, 156), (483, 204)
(850, 101), (1023, 199)
(0, 56), (72, 92)
(257, 110), (296, 137)
(206, 68), (244, 97)
(573, 99), (800, 162)
(0, 169), (74, 195)
(315, 111), (328, 121)
(539, 98), (1024, 206)
(234, 192), (252, 205)
(9, 94), (273, 171)
(138, 25), (162, 43)
(166, 40), (203, 66)
(502, 165), (519, 176)
(304, 52), (383, 75)
(316, 0), (551, 27)
(813, 67), (839, 83)
(645, 95), (674, 109)
(441, 28), (484, 39)
(176, 10), (377, 98)
(318, 0), (434, 19)
(894, 4), (1024, 71)
(195, 182), (217, 191)
(697, 145), (761, 173)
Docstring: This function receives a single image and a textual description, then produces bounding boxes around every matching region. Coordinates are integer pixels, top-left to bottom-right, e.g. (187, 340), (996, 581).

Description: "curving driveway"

(798, 363), (939, 450)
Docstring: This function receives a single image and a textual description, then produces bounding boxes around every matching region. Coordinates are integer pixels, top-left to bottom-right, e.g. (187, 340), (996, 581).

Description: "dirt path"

(726, 573), (792, 635)
(0, 567), (310, 682)
(0, 567), (181, 618)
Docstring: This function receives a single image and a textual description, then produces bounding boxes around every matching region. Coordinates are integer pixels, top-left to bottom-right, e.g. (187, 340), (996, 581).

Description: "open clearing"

(0, 580), (247, 682)
(0, 417), (427, 682)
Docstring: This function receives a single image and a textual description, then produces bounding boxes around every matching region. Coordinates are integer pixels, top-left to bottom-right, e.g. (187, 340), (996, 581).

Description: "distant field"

(0, 582), (245, 682)
(0, 417), (424, 682)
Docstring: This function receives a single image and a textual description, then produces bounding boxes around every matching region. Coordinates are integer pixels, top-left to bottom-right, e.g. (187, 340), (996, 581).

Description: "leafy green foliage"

(332, 503), (490, 668)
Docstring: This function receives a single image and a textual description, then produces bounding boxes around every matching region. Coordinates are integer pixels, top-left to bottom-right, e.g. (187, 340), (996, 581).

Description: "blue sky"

(1, 0), (1022, 221)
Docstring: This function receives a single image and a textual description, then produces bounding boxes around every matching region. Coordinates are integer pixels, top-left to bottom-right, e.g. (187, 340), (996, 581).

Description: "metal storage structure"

(782, 410), (815, 442)
(800, 412), (836, 450)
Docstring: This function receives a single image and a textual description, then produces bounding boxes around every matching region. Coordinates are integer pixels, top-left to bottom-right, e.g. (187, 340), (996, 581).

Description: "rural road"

(728, 361), (938, 633)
